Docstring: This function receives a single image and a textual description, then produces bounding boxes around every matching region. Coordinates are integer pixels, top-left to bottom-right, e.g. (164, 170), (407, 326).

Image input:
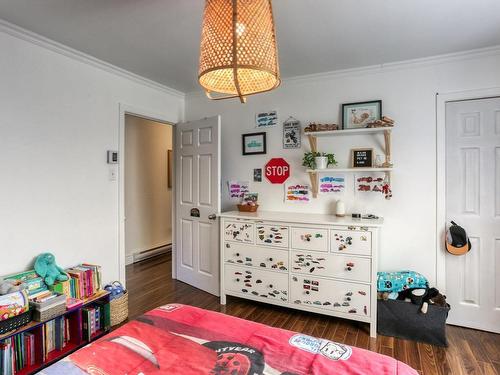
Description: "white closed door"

(175, 116), (221, 295)
(445, 97), (500, 333)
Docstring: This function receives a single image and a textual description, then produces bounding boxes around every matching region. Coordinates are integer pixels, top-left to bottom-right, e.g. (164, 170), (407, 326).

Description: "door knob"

(208, 214), (217, 220)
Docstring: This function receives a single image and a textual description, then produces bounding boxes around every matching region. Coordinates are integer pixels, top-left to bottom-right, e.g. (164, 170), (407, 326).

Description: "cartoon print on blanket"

(41, 304), (418, 375)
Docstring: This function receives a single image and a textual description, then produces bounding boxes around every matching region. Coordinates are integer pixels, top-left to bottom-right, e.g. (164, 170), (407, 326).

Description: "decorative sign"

(283, 117), (301, 149)
(356, 173), (384, 193)
(265, 158), (290, 184)
(351, 148), (374, 168)
(242, 132), (266, 155)
(190, 208), (200, 218)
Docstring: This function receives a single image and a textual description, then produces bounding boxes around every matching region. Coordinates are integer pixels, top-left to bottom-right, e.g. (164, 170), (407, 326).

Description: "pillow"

(377, 271), (428, 293)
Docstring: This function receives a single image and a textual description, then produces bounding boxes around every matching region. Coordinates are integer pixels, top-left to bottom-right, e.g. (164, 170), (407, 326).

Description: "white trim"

(0, 18), (185, 99)
(118, 103), (178, 286)
(186, 45), (500, 98)
(435, 86), (500, 293)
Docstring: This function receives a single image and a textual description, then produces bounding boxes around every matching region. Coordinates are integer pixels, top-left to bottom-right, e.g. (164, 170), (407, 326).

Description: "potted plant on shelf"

(302, 152), (337, 170)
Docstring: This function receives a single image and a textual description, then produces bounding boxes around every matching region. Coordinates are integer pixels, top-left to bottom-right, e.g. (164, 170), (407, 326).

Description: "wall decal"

(228, 180), (250, 200)
(355, 173), (384, 193)
(285, 183), (310, 203)
(319, 175), (345, 194)
(256, 110), (278, 128)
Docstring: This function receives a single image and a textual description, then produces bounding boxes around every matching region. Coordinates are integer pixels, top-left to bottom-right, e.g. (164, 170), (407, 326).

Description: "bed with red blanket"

(41, 304), (416, 374)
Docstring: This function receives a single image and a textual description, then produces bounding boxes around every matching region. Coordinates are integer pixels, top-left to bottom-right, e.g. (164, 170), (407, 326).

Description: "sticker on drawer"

(224, 222), (254, 243)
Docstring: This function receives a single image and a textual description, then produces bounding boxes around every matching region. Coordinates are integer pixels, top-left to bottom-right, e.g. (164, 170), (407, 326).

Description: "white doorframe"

(435, 86), (500, 294)
(118, 103), (178, 286)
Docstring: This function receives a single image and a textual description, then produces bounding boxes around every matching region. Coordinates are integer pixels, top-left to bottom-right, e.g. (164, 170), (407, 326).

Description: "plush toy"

(0, 279), (27, 295)
(34, 253), (68, 286)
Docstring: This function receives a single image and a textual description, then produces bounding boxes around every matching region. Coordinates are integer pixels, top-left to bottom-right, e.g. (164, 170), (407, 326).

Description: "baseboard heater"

(133, 243), (172, 263)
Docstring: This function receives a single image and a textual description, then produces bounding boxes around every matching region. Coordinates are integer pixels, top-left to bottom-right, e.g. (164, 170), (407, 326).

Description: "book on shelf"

(50, 263), (102, 301)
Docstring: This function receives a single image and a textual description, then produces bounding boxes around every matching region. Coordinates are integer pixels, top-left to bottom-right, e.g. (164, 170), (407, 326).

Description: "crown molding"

(0, 18), (185, 99)
(186, 44), (500, 98)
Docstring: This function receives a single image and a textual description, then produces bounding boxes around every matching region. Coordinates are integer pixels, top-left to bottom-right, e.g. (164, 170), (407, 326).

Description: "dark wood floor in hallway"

(126, 253), (500, 375)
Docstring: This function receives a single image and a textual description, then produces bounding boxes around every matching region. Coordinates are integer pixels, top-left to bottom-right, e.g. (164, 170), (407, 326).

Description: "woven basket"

(237, 204), (259, 212)
(0, 310), (32, 335)
(110, 291), (128, 326)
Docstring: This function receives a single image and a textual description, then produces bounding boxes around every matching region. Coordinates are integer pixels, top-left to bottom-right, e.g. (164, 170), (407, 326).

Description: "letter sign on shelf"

(265, 158), (290, 184)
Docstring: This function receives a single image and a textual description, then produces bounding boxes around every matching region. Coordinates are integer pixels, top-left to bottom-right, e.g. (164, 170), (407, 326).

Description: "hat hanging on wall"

(445, 221), (471, 255)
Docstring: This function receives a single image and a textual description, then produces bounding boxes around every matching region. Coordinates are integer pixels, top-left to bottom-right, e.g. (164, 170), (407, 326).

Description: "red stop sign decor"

(265, 158), (290, 184)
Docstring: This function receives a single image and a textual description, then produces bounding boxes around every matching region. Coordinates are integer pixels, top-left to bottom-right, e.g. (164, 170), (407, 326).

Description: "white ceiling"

(1, 0), (499, 93)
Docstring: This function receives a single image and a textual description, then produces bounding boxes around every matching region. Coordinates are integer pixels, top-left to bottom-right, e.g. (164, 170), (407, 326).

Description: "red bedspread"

(43, 304), (417, 374)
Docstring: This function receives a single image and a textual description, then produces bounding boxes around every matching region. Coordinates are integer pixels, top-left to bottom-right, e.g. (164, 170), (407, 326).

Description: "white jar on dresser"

(219, 210), (382, 337)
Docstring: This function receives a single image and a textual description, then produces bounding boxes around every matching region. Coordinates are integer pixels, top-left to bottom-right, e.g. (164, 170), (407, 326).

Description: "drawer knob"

(236, 278), (240, 282)
(268, 257), (273, 261)
(268, 284), (273, 288)
(226, 243), (230, 248)
(305, 291), (310, 295)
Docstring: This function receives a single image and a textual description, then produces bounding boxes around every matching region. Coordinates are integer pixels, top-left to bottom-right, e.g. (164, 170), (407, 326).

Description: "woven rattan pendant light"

(198, 0), (280, 103)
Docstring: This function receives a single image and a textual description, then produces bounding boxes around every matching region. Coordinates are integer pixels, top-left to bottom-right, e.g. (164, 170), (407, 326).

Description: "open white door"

(445, 97), (500, 333)
(175, 116), (221, 295)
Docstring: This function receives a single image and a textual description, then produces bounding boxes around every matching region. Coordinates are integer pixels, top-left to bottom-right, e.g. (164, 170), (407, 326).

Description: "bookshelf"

(0, 291), (110, 375)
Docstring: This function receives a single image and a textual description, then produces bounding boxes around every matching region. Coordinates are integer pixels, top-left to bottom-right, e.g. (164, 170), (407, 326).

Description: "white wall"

(0, 27), (183, 283)
(125, 116), (172, 263)
(186, 49), (500, 285)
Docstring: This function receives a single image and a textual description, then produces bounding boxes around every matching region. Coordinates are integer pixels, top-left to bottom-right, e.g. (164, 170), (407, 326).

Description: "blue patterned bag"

(377, 271), (428, 293)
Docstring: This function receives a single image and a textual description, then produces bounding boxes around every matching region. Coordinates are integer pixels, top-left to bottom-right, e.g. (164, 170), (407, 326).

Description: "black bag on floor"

(377, 299), (450, 346)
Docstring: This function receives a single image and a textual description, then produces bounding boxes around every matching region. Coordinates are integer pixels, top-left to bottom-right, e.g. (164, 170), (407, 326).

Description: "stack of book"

(41, 317), (70, 360)
(82, 302), (110, 341)
(0, 332), (36, 374)
(5, 271), (47, 297)
(50, 264), (102, 300)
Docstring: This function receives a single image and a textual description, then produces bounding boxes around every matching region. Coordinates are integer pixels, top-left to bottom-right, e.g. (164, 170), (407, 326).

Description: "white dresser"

(219, 210), (382, 337)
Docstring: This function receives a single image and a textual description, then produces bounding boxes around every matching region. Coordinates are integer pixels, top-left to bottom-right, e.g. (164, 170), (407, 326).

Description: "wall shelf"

(305, 127), (392, 137)
(306, 167), (393, 173)
(306, 127), (394, 198)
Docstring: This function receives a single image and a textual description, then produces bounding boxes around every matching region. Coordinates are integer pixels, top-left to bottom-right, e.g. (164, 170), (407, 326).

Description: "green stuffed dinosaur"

(34, 253), (69, 286)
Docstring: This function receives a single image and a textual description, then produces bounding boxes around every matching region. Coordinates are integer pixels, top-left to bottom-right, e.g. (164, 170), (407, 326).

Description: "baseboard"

(126, 243), (171, 265)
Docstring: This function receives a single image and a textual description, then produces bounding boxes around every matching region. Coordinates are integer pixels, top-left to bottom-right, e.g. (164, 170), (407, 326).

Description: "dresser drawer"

(291, 251), (370, 282)
(290, 227), (329, 252)
(330, 229), (371, 256)
(224, 243), (288, 271)
(291, 275), (370, 317)
(224, 265), (289, 302)
(255, 224), (289, 248)
(223, 221), (255, 244)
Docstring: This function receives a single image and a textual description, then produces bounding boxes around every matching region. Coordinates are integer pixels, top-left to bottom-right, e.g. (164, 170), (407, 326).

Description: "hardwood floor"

(126, 253), (500, 375)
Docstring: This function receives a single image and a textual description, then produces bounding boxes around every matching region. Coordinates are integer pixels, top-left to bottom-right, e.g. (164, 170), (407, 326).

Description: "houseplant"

(302, 152), (337, 170)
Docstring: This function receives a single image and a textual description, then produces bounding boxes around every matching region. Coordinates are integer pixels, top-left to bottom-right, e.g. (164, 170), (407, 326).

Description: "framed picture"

(242, 132), (267, 155)
(342, 100), (382, 129)
(253, 168), (262, 182)
(167, 149), (173, 188)
(351, 148), (374, 168)
(255, 110), (278, 128)
(283, 117), (301, 149)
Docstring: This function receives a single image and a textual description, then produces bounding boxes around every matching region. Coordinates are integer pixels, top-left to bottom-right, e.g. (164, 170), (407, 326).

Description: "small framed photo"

(242, 132), (267, 155)
(253, 168), (262, 182)
(351, 148), (374, 168)
(342, 100), (382, 129)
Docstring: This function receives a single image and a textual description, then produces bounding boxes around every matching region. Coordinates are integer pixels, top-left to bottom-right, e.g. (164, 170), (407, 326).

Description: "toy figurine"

(34, 252), (69, 286)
